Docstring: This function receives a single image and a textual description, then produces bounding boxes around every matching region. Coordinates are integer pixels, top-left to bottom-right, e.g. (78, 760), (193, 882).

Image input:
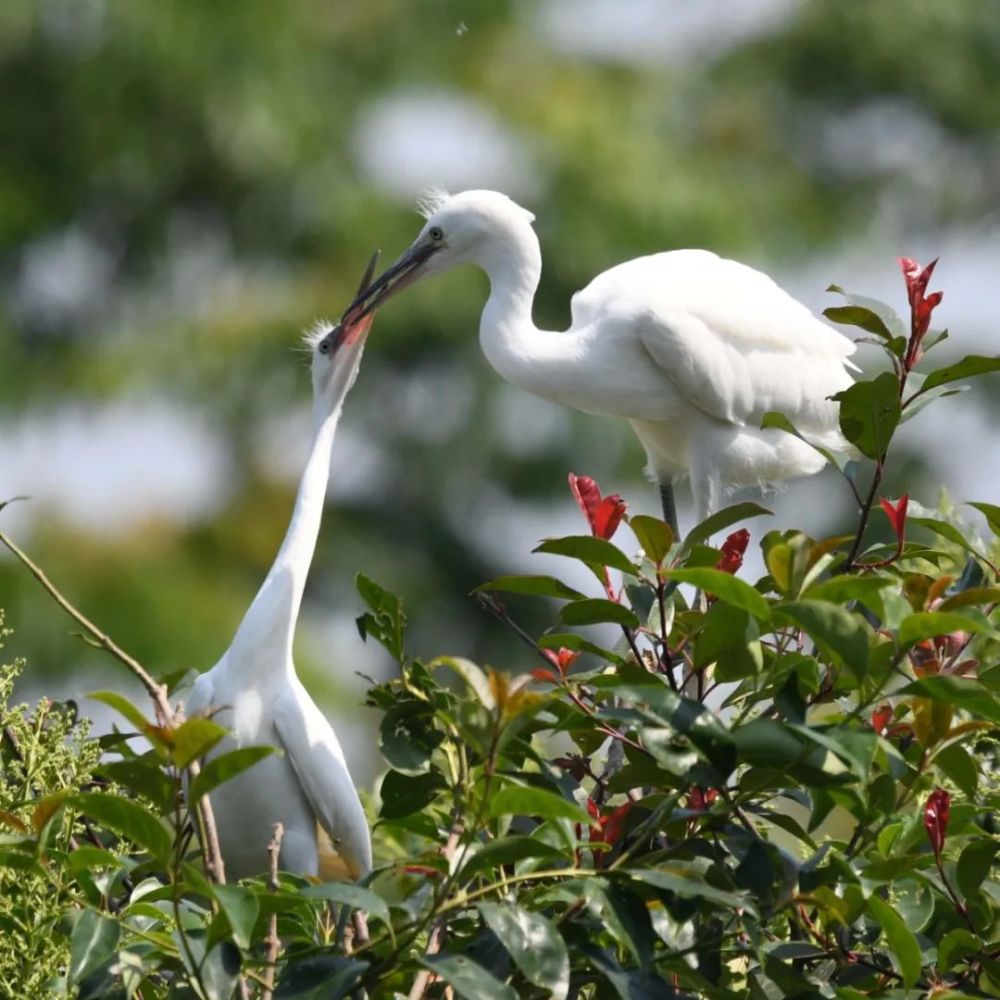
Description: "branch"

(261, 822), (285, 1000)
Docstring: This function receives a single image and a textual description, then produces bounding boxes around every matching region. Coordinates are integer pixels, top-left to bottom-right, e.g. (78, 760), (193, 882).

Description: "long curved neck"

(477, 228), (582, 402)
(226, 405), (342, 679)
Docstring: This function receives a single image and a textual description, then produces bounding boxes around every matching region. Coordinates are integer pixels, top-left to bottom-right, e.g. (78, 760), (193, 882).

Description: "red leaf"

(715, 529), (750, 574)
(403, 864), (443, 878)
(879, 494), (909, 542)
(530, 668), (560, 685)
(688, 787), (719, 811)
(600, 802), (633, 847)
(923, 787), (951, 857)
(898, 256), (943, 366)
(871, 704), (892, 735)
(543, 646), (580, 677)
(568, 473), (627, 540)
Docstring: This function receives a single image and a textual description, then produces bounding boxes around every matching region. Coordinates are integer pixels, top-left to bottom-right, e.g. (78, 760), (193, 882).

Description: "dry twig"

(261, 822), (285, 1000)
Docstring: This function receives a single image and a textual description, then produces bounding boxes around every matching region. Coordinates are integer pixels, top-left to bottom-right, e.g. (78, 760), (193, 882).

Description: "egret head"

(304, 312), (373, 417)
(348, 189), (537, 313)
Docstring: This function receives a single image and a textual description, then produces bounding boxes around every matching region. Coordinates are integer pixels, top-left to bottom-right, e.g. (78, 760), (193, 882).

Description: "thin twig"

(261, 822), (285, 1000)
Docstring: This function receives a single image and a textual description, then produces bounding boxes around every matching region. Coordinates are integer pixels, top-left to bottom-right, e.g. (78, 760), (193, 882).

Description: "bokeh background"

(2, 0), (999, 785)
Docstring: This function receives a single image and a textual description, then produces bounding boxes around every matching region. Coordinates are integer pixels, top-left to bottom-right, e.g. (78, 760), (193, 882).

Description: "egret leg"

(658, 481), (679, 538)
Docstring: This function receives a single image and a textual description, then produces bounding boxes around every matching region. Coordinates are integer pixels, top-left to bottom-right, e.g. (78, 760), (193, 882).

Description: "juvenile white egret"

(351, 190), (857, 532)
(186, 287), (376, 881)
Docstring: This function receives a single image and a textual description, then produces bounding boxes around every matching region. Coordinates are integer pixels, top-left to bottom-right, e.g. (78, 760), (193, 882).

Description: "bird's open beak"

(346, 240), (439, 318)
(322, 250), (383, 353)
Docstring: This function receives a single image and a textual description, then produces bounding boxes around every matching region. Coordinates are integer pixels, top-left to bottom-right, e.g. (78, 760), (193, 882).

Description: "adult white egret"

(350, 190), (857, 532)
(186, 270), (377, 881)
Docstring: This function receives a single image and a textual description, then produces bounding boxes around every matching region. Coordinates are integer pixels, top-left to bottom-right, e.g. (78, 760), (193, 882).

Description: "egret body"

(186, 316), (373, 881)
(352, 190), (856, 530)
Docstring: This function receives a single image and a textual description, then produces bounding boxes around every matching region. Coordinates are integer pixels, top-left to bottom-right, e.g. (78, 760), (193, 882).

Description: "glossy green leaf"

(900, 676), (1000, 724)
(189, 746), (276, 801)
(629, 515), (674, 564)
(919, 355), (1000, 393)
(171, 716), (227, 769)
(832, 372), (901, 460)
(534, 535), (637, 575)
(87, 691), (152, 733)
(432, 656), (495, 709)
(823, 304), (895, 341)
(419, 954), (517, 1000)
(867, 893), (921, 988)
(70, 793), (171, 863)
(475, 574), (586, 600)
(683, 501), (772, 547)
(460, 836), (564, 878)
(301, 882), (392, 931)
(663, 568), (770, 620)
(488, 785), (591, 825)
(937, 928), (980, 972)
(969, 501), (1000, 536)
(774, 601), (869, 676)
(625, 868), (755, 914)
(97, 759), (175, 813)
(379, 769), (446, 820)
(898, 611), (992, 648)
(956, 840), (997, 900)
(68, 910), (120, 984)
(933, 743), (978, 799)
(356, 572), (407, 662)
(559, 598), (640, 628)
(213, 884), (258, 950)
(479, 902), (570, 999)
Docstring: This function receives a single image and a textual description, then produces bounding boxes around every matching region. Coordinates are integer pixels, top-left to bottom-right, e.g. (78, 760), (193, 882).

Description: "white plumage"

(352, 190), (856, 527)
(186, 318), (373, 881)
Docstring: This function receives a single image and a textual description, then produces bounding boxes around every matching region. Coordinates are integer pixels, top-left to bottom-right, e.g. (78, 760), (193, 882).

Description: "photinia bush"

(1, 263), (1000, 997)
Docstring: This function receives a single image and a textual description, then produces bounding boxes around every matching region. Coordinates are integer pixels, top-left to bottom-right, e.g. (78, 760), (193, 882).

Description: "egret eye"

(319, 338), (331, 355)
(428, 226), (444, 242)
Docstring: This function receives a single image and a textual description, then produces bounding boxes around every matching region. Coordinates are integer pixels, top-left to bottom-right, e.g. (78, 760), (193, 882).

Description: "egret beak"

(346, 240), (439, 317)
(321, 251), (383, 353)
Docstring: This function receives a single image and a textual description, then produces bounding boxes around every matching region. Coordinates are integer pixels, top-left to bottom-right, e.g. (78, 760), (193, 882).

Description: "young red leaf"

(688, 787), (719, 812)
(715, 529), (750, 574)
(923, 787), (951, 857)
(543, 646), (580, 677)
(871, 704), (892, 735)
(568, 473), (627, 540)
(898, 257), (943, 366)
(530, 668), (560, 685)
(879, 494), (909, 542)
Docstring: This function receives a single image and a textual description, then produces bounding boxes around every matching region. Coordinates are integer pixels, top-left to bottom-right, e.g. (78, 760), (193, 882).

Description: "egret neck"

(227, 403), (343, 681)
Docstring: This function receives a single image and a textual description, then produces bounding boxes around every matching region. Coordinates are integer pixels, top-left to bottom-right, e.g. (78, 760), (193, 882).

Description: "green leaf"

(900, 676), (1000, 724)
(488, 785), (591, 825)
(419, 954), (517, 1000)
(533, 535), (637, 575)
(683, 501), (772, 547)
(70, 793), (171, 862)
(301, 883), (392, 933)
(625, 868), (755, 914)
(475, 574), (586, 600)
(379, 769), (446, 820)
(823, 304), (895, 342)
(957, 840), (997, 900)
(733, 719), (805, 767)
(867, 893), (922, 988)
(431, 656), (496, 709)
(629, 515), (674, 564)
(774, 601), (869, 676)
(69, 910), (120, 984)
(479, 902), (570, 999)
(937, 928), (980, 972)
(213, 884), (259, 950)
(379, 703), (440, 775)
(832, 372), (901, 460)
(932, 743), (978, 799)
(804, 576), (894, 619)
(189, 746), (276, 801)
(537, 632), (627, 664)
(88, 691), (152, 733)
(969, 501), (1000, 536)
(920, 355), (1000, 393)
(898, 611), (992, 648)
(355, 572), (406, 662)
(171, 716), (228, 769)
(460, 835), (564, 878)
(663, 568), (770, 621)
(558, 599), (640, 628)
(97, 759), (176, 814)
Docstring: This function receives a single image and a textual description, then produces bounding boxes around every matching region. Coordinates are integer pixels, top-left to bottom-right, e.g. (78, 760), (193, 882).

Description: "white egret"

(350, 190), (857, 532)
(186, 279), (377, 881)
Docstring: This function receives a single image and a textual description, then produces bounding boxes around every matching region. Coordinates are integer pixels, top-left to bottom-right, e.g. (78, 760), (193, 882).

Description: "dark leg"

(659, 481), (679, 538)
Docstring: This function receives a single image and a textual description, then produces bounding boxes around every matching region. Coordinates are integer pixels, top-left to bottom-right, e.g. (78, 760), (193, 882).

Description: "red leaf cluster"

(687, 787), (719, 812)
(923, 787), (951, 857)
(586, 798), (633, 862)
(879, 495), (909, 543)
(899, 257), (943, 368)
(532, 646), (579, 685)
(715, 529), (750, 574)
(568, 473), (627, 540)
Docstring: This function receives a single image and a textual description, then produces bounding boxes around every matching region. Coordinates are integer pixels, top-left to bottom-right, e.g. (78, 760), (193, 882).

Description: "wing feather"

(273, 687), (372, 879)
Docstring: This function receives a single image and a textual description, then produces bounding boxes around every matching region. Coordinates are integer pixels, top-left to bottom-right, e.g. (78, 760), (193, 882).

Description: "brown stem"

(261, 822), (285, 1000)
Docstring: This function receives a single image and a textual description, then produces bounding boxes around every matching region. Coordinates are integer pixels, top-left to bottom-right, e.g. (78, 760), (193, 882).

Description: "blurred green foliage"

(1, 0), (998, 745)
